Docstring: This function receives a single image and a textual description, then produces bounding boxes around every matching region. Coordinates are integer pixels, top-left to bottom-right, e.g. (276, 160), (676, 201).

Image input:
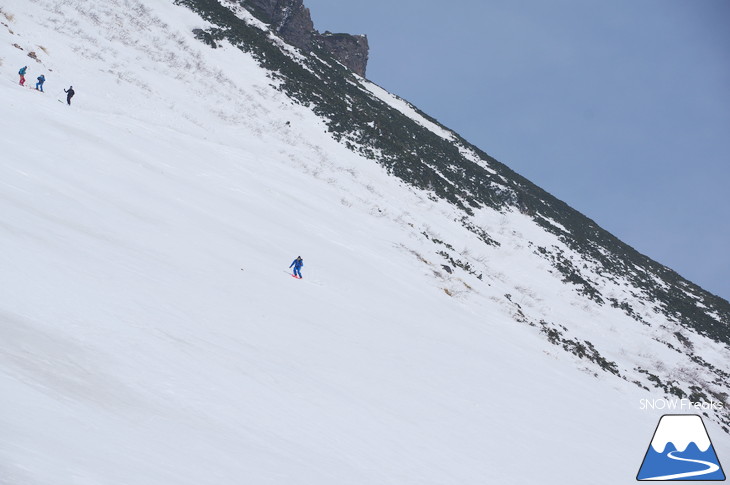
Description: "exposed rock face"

(317, 31), (369, 77)
(277, 5), (314, 52)
(246, 0), (314, 51)
(192, 28), (218, 48)
(244, 0), (369, 76)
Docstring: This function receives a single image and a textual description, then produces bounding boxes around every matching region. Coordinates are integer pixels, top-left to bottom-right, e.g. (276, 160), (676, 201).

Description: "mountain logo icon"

(637, 414), (726, 481)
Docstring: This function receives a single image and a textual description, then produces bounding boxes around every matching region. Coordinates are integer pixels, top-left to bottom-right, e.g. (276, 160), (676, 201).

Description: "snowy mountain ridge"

(179, 0), (730, 420)
(0, 0), (728, 484)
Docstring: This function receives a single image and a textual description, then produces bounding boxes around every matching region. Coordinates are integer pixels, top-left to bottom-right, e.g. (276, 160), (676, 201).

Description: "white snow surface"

(0, 1), (728, 484)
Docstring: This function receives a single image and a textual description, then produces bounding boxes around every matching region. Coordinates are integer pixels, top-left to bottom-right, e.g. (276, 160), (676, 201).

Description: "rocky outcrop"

(317, 31), (369, 77)
(246, 0), (314, 52)
(244, 0), (369, 76)
(193, 28), (218, 48)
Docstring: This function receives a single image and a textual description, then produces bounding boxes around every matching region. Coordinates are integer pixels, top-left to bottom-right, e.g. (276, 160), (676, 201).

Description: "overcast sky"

(305, 0), (730, 301)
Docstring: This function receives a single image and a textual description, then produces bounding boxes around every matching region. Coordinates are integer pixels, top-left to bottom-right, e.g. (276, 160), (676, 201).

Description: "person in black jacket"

(64, 86), (75, 105)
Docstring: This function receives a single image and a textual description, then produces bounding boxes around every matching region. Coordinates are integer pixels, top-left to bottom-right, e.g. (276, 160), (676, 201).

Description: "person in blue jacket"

(18, 66), (27, 86)
(289, 256), (304, 279)
(35, 74), (45, 92)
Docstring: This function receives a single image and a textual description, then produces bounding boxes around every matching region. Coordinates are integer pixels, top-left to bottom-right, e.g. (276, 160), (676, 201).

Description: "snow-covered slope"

(0, 1), (728, 484)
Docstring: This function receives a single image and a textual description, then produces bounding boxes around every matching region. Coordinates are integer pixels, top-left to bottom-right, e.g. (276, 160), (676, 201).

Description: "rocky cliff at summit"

(245, 0), (369, 76)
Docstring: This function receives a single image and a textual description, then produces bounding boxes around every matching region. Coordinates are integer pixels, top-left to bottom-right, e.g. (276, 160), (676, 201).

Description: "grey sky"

(305, 0), (730, 301)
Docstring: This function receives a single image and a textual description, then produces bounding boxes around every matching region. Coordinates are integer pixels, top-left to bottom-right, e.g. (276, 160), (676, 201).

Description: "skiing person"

(289, 256), (304, 279)
(18, 66), (27, 86)
(64, 85), (75, 105)
(35, 74), (45, 92)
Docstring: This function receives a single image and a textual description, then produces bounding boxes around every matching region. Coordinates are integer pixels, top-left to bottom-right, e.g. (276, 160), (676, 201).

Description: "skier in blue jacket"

(18, 66), (27, 86)
(35, 74), (45, 92)
(289, 256), (304, 279)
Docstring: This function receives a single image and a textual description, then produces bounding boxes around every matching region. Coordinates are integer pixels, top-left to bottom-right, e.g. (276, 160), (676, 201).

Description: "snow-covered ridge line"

(358, 77), (455, 141)
(223, 0), (730, 430)
(357, 77), (500, 177)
